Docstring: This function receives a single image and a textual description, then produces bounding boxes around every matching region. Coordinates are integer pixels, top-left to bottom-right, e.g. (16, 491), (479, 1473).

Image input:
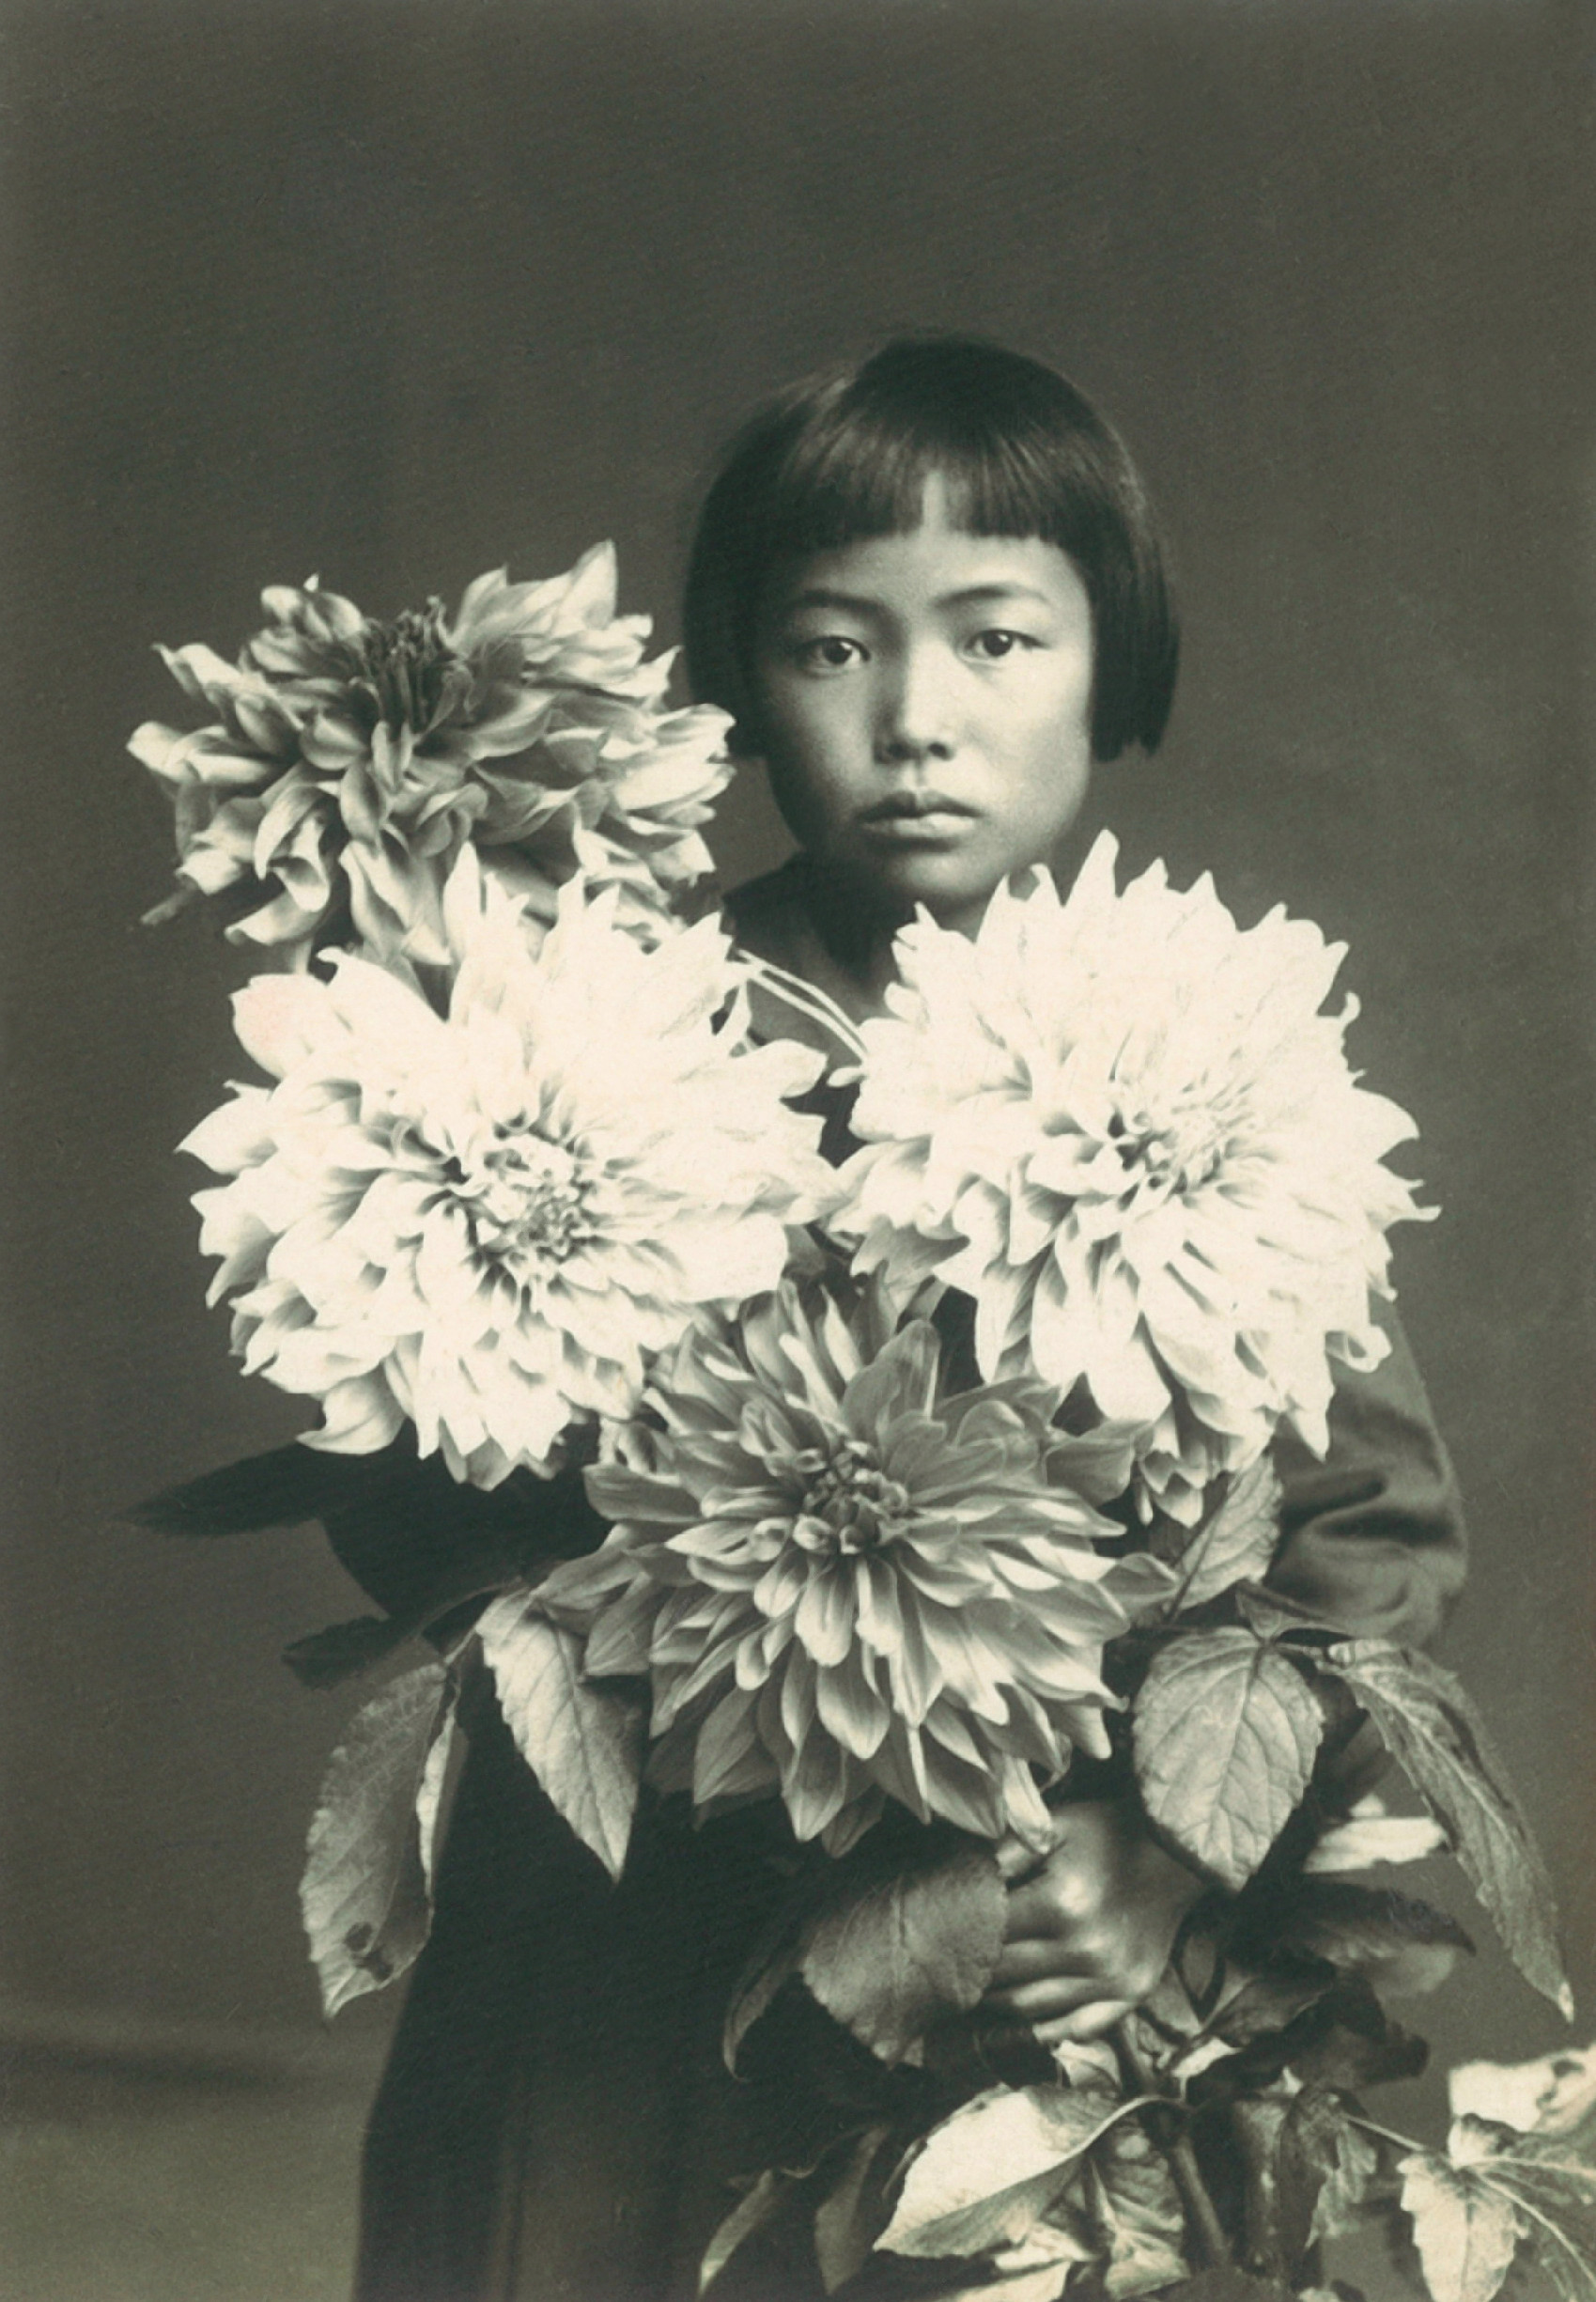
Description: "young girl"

(353, 338), (1464, 2302)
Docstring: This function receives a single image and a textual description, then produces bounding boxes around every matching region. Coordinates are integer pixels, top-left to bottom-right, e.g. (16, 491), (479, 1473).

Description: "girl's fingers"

(995, 1869), (1095, 1942)
(1031, 2001), (1136, 2045)
(981, 1973), (1107, 2022)
(989, 1939), (1101, 1989)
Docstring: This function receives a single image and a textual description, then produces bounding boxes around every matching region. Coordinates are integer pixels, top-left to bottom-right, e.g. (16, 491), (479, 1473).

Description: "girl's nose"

(875, 644), (957, 762)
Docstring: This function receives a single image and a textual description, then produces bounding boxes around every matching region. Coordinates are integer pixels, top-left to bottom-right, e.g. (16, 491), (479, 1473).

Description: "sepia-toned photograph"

(2, 5), (1589, 2299)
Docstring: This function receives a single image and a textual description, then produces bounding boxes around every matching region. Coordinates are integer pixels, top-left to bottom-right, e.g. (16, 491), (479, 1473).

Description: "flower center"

(454, 1128), (597, 1270)
(791, 1439), (914, 1555)
(349, 602), (461, 733)
(1107, 1101), (1225, 1198)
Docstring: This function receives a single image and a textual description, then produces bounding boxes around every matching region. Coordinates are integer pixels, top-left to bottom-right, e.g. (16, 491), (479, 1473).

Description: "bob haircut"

(683, 336), (1179, 763)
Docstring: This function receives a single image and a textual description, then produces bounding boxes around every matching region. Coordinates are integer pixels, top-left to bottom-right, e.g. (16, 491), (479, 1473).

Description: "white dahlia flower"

(540, 1276), (1168, 1855)
(832, 834), (1433, 1524)
(132, 543), (731, 964)
(179, 857), (833, 1486)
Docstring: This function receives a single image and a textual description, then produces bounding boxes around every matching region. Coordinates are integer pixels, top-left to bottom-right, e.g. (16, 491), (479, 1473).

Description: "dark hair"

(683, 336), (1179, 762)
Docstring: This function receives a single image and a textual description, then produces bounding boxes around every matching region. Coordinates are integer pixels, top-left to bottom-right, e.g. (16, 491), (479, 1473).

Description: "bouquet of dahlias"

(132, 553), (1590, 2302)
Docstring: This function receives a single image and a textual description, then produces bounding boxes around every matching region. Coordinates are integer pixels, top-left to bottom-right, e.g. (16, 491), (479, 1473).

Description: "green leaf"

(799, 1828), (1009, 2065)
(1321, 1641), (1572, 2015)
(1157, 1459), (1284, 1615)
(1133, 1628), (1325, 1890)
(699, 2169), (795, 2295)
(1087, 2116), (1190, 2296)
(1400, 2152), (1525, 2302)
(478, 1594), (643, 1882)
(299, 1659), (459, 2017)
(879, 2086), (1138, 2260)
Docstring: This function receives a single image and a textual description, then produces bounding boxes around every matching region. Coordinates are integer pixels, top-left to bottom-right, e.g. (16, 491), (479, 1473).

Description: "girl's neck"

(794, 857), (916, 1019)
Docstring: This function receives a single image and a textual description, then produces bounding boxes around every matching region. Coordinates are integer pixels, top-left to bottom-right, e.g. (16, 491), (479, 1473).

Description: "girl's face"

(752, 474), (1094, 936)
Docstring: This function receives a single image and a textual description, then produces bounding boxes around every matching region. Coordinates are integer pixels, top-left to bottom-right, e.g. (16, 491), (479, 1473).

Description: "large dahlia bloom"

(179, 857), (832, 1486)
(831, 834), (1433, 1524)
(131, 543), (731, 964)
(539, 1276), (1166, 1854)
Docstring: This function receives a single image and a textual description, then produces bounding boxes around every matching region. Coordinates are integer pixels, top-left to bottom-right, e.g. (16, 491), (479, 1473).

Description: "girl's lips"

(858, 810), (975, 845)
(857, 792), (979, 843)
(857, 790), (975, 822)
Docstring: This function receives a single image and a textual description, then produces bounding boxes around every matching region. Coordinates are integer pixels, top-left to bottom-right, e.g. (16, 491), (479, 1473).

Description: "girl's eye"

(794, 635), (867, 672)
(968, 629), (1034, 661)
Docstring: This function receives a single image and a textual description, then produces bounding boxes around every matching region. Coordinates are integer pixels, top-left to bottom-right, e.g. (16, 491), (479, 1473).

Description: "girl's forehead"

(763, 505), (1088, 619)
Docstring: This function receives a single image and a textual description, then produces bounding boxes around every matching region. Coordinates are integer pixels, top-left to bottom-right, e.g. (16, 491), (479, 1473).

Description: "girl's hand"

(980, 1799), (1206, 2044)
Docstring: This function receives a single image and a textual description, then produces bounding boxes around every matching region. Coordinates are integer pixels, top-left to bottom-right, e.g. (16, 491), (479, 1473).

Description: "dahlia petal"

(301, 1376), (405, 1455)
(796, 1570), (858, 1668)
(813, 1660), (891, 1762)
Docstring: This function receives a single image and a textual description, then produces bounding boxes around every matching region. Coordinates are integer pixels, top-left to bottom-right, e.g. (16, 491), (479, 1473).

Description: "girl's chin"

(858, 857), (1011, 934)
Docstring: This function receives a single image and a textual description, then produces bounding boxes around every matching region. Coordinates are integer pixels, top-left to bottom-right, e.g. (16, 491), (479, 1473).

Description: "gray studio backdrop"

(3, 0), (1589, 2123)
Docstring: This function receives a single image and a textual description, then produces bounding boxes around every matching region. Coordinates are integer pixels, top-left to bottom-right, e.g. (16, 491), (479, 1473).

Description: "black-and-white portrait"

(4, 7), (1589, 2300)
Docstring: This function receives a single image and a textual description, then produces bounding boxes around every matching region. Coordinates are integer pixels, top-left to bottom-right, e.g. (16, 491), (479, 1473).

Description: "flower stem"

(1348, 2114), (1426, 2155)
(1112, 2022), (1232, 2271)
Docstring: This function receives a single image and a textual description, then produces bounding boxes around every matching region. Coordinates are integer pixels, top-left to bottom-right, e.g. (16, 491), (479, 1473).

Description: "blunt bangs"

(684, 337), (1179, 763)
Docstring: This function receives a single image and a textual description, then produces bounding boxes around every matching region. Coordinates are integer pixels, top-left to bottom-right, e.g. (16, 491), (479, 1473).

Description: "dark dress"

(351, 868), (1467, 2302)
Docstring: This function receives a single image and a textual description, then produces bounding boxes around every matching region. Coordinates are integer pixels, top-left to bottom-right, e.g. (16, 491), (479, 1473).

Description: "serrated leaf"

(1400, 2152), (1525, 2302)
(1187, 1972), (1427, 2103)
(800, 1829), (1008, 2065)
(1274, 1881), (1474, 1999)
(1088, 2117), (1189, 2296)
(1279, 2088), (1384, 2249)
(478, 1593), (643, 1882)
(879, 2086), (1137, 2260)
(1449, 2131), (1596, 2299)
(1133, 1629), (1325, 1890)
(699, 2169), (794, 2295)
(1159, 1459), (1284, 1615)
(300, 1660), (458, 2017)
(723, 1828), (1007, 2075)
(1208, 1961), (1340, 2048)
(1322, 1641), (1571, 2015)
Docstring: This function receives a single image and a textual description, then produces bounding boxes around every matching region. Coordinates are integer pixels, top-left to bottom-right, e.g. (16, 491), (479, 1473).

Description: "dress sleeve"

(1263, 1304), (1466, 1649)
